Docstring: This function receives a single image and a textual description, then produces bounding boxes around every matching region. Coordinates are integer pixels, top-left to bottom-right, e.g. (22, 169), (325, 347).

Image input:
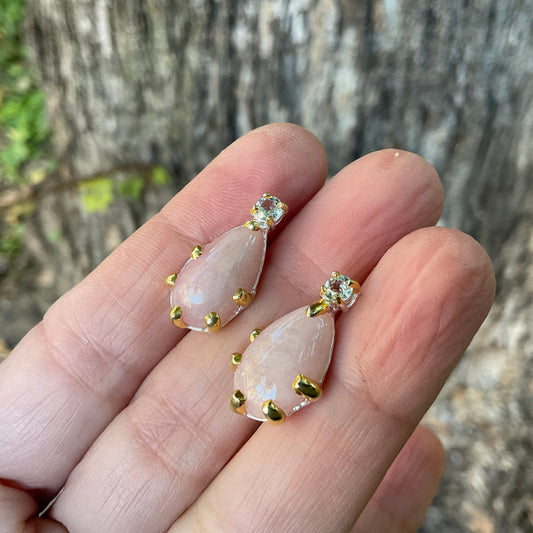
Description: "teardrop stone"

(171, 225), (266, 331)
(234, 306), (335, 420)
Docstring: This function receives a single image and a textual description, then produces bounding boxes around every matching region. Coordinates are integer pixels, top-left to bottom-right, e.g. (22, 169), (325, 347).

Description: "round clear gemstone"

(251, 195), (285, 230)
(322, 274), (355, 306)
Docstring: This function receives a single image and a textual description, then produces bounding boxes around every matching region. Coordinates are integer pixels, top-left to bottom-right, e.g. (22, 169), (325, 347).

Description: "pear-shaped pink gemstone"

(234, 306), (335, 420)
(171, 225), (266, 331)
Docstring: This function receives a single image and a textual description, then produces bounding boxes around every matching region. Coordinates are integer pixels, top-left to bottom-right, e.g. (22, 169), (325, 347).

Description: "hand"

(0, 124), (494, 533)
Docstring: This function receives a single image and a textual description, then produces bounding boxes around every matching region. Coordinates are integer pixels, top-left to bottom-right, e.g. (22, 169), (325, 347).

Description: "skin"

(0, 123), (494, 533)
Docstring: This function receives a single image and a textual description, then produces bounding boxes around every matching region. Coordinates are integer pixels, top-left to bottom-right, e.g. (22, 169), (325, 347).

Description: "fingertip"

(385, 149), (444, 224)
(352, 425), (445, 533)
(405, 226), (496, 317)
(343, 225), (495, 422)
(254, 121), (326, 152)
(381, 225), (495, 316)
(382, 425), (446, 503)
(388, 425), (446, 529)
(171, 122), (329, 239)
(407, 425), (446, 483)
(381, 424), (446, 528)
(250, 122), (329, 186)
(217, 122), (328, 181)
(333, 148), (444, 231)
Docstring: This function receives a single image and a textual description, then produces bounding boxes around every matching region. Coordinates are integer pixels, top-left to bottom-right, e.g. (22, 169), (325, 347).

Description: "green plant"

(79, 167), (171, 214)
(0, 0), (51, 185)
(0, 221), (24, 257)
(151, 165), (170, 186)
(0, 201), (34, 263)
(80, 177), (114, 213)
(117, 175), (145, 201)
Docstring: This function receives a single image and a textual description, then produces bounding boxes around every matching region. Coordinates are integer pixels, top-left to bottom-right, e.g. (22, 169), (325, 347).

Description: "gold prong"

(281, 202), (289, 212)
(306, 300), (330, 317)
(262, 400), (285, 425)
(262, 192), (272, 198)
(229, 352), (242, 372)
(170, 305), (187, 328)
(319, 285), (327, 296)
(166, 273), (178, 288)
(293, 374), (322, 401)
(332, 294), (342, 305)
(230, 390), (246, 414)
(233, 288), (254, 307)
(348, 279), (361, 293)
(250, 328), (262, 342)
(244, 220), (260, 231)
(205, 312), (221, 332)
(266, 215), (275, 228)
(190, 245), (203, 260)
(332, 271), (339, 278)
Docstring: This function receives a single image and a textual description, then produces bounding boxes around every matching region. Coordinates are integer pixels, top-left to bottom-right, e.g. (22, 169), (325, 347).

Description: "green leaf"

(117, 175), (144, 200)
(80, 177), (114, 213)
(151, 165), (170, 186)
(0, 0), (53, 185)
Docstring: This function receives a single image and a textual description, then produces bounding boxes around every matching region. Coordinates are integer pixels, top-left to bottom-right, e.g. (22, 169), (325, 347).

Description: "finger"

(174, 227), (494, 533)
(0, 123), (328, 498)
(51, 150), (444, 533)
(351, 425), (445, 533)
(0, 484), (67, 533)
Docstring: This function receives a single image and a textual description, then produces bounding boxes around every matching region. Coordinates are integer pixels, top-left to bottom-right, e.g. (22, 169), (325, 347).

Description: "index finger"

(0, 123), (328, 499)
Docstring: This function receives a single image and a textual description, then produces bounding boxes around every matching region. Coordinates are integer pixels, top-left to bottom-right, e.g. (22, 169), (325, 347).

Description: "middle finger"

(51, 150), (443, 533)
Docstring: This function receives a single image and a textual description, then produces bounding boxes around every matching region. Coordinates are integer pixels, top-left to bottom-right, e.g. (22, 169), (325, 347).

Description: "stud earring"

(166, 194), (288, 333)
(229, 272), (360, 424)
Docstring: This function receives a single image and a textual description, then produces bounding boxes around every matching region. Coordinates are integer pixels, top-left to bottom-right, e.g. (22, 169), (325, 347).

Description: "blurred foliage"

(80, 166), (170, 214)
(117, 175), (145, 201)
(0, 220), (24, 256)
(0, 202), (33, 272)
(0, 0), (51, 267)
(0, 3), (171, 269)
(0, 0), (52, 186)
(80, 177), (114, 214)
(151, 165), (170, 186)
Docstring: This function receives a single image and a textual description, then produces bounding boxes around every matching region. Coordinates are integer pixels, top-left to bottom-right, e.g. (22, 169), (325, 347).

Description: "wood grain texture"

(24, 1), (533, 263)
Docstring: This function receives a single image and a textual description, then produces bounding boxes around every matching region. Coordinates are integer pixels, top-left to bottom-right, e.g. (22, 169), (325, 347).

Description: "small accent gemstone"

(322, 274), (356, 307)
(251, 195), (286, 230)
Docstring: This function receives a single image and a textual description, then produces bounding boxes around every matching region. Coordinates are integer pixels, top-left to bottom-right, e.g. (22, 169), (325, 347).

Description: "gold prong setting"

(170, 305), (187, 328)
(233, 288), (254, 307)
(166, 273), (178, 288)
(230, 390), (246, 414)
(306, 299), (330, 317)
(262, 400), (286, 425)
(190, 245), (203, 260)
(205, 311), (221, 332)
(244, 220), (260, 231)
(310, 272), (360, 316)
(246, 194), (288, 231)
(293, 374), (322, 401)
(229, 352), (242, 372)
(250, 328), (262, 342)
